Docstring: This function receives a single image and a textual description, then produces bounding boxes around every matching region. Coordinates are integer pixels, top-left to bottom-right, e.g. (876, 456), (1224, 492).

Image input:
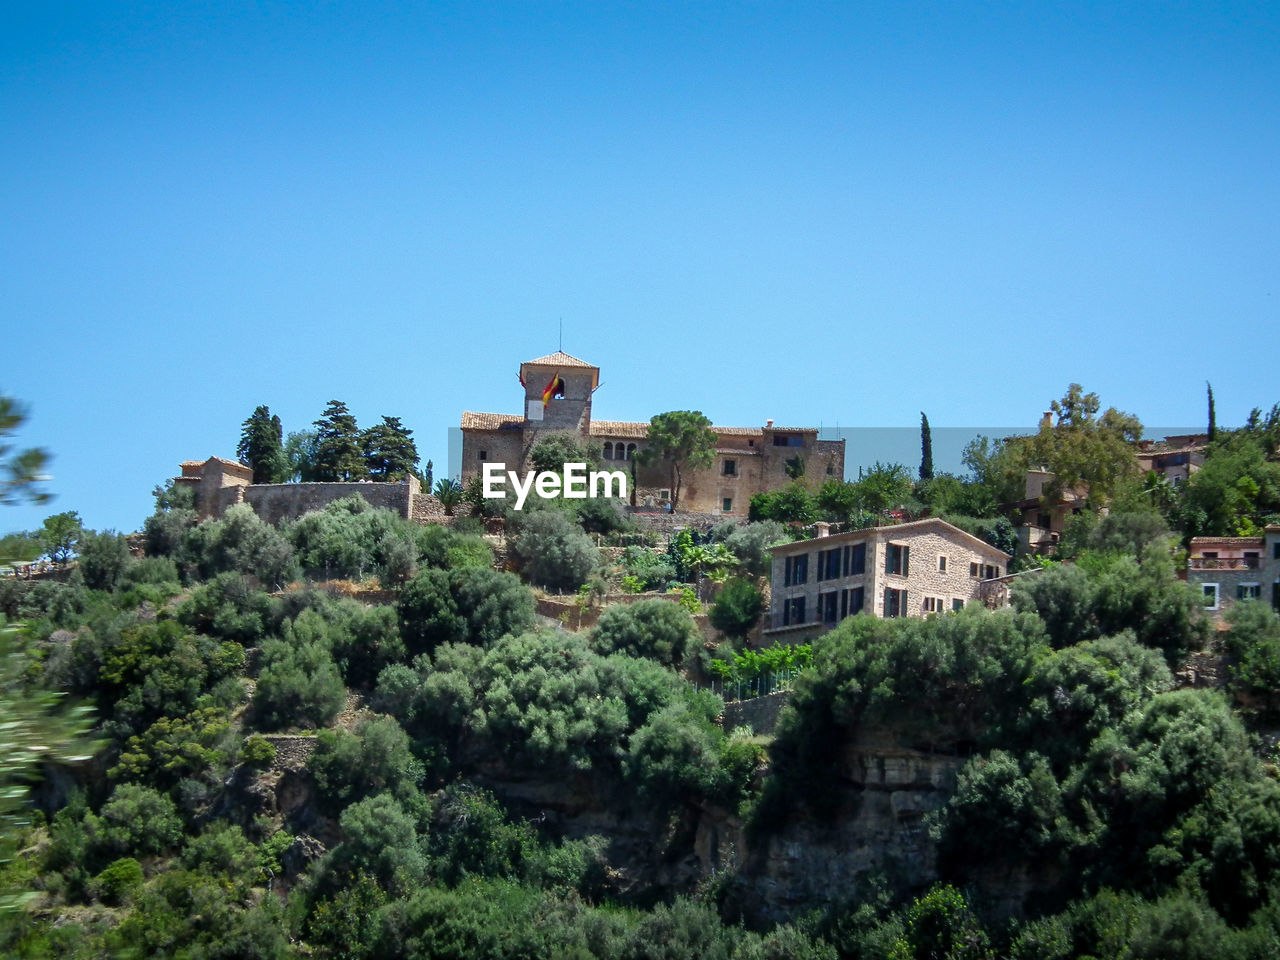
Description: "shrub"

(398, 566), (534, 655)
(96, 784), (184, 858)
(90, 857), (143, 905)
(241, 734), (276, 768)
(77, 530), (134, 592)
(593, 599), (698, 666)
(251, 636), (346, 731)
(708, 578), (764, 639)
(510, 510), (599, 591)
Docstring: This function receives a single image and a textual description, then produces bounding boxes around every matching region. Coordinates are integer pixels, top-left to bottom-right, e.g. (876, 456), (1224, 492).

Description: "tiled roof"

(461, 411), (523, 431)
(769, 517), (1011, 560)
(588, 420), (774, 440)
(1189, 536), (1266, 546)
(589, 420), (650, 438)
(523, 351), (597, 369)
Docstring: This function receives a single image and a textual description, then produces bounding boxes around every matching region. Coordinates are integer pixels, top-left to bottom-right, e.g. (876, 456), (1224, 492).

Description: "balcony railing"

(1188, 556), (1261, 570)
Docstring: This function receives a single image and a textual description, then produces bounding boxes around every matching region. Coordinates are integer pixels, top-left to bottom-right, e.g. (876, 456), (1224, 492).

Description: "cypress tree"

(1207, 381), (1217, 442)
(920, 412), (934, 481)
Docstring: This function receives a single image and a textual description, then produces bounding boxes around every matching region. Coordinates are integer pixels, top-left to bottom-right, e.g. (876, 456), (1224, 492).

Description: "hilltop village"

(3, 365), (1280, 958)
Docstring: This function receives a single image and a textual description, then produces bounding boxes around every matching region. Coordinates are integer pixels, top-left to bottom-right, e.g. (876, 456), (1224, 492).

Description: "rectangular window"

(821, 591), (838, 624)
(970, 562), (980, 578)
(850, 543), (866, 576)
(823, 549), (842, 581)
(840, 588), (848, 620)
(1203, 583), (1220, 611)
(479, 450), (487, 460)
(785, 596), (806, 625)
(1239, 583), (1262, 600)
(723, 459), (736, 476)
(792, 554), (808, 585)
(884, 587), (907, 618)
(885, 543), (910, 576)
(923, 597), (937, 613)
(772, 435), (805, 447)
(937, 555), (947, 573)
(952, 598), (965, 612)
(983, 564), (999, 579)
(849, 586), (864, 614)
(784, 555), (792, 587)
(1274, 542), (1280, 560)
(722, 497), (733, 513)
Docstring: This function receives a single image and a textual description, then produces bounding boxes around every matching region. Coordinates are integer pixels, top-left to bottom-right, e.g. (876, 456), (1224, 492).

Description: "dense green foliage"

(8, 391), (1280, 958)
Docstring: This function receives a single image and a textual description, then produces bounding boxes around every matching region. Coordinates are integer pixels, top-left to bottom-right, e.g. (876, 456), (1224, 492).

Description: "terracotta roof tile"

(523, 351), (597, 369)
(461, 411), (524, 431)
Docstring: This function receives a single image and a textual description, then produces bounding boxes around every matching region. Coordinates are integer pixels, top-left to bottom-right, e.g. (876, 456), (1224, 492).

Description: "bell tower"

(519, 351), (599, 437)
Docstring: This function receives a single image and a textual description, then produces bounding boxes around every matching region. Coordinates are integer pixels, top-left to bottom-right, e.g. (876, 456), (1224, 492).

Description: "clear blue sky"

(3, 2), (1277, 534)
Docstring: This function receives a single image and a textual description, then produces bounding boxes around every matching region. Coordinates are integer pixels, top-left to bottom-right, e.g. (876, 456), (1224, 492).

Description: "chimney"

(1040, 410), (1053, 431)
(766, 419), (774, 428)
(814, 521), (830, 538)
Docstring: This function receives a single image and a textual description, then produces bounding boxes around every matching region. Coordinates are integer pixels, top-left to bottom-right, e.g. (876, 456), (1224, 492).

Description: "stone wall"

(722, 691), (791, 736)
(216, 477), (421, 525)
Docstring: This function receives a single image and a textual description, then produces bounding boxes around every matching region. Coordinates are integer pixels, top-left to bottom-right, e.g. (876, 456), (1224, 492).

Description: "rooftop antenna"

(559, 318), (563, 352)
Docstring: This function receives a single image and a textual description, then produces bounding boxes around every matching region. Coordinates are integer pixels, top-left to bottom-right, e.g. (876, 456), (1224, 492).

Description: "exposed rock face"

(736, 739), (964, 920)
(471, 732), (964, 921)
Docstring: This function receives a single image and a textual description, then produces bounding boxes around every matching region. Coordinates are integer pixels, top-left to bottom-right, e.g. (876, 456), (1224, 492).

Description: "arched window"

(603, 442), (614, 460)
(626, 443), (637, 460)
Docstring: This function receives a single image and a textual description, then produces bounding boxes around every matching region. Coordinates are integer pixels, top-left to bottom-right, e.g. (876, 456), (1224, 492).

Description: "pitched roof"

(522, 351), (597, 369)
(461, 411), (524, 431)
(769, 517), (1011, 560)
(589, 420), (649, 438)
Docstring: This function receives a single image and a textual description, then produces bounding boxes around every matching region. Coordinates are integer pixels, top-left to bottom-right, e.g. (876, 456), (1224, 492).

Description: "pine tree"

(920, 411), (934, 481)
(237, 405), (285, 484)
(312, 400), (366, 481)
(361, 416), (420, 479)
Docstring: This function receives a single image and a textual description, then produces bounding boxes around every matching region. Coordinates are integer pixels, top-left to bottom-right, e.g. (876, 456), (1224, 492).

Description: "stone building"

(765, 518), (1011, 640)
(460, 351), (845, 515)
(1134, 434), (1208, 488)
(173, 456), (422, 523)
(1186, 528), (1280, 619)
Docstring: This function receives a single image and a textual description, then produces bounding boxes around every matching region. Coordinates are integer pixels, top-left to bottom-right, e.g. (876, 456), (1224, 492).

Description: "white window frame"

(1238, 582), (1261, 601)
(938, 555), (947, 573)
(1202, 582), (1220, 611)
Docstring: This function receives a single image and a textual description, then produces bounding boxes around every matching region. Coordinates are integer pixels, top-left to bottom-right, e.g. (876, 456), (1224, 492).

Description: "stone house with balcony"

(460, 351), (845, 515)
(764, 518), (1012, 640)
(1186, 527), (1280, 618)
(1134, 434), (1208, 488)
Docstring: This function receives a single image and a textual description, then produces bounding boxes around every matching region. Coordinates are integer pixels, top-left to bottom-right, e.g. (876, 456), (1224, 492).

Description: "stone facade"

(174, 456), (421, 524)
(1186, 528), (1280, 619)
(766, 518), (1011, 638)
(461, 351), (845, 515)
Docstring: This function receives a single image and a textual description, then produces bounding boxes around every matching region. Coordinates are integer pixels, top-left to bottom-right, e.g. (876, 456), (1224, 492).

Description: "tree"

(709, 578), (764, 639)
(510, 510), (598, 591)
(637, 411), (717, 511)
(39, 510), (82, 564)
(920, 412), (934, 481)
(434, 478), (462, 515)
(1026, 384), (1142, 505)
(237, 405), (285, 484)
(0, 394), (50, 506)
(530, 434), (599, 474)
(77, 529), (132, 591)
(283, 429), (321, 482)
(312, 400), (366, 481)
(423, 459), (434, 490)
(853, 462), (913, 516)
(1207, 381), (1217, 442)
(361, 415), (420, 480)
(593, 599), (698, 665)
